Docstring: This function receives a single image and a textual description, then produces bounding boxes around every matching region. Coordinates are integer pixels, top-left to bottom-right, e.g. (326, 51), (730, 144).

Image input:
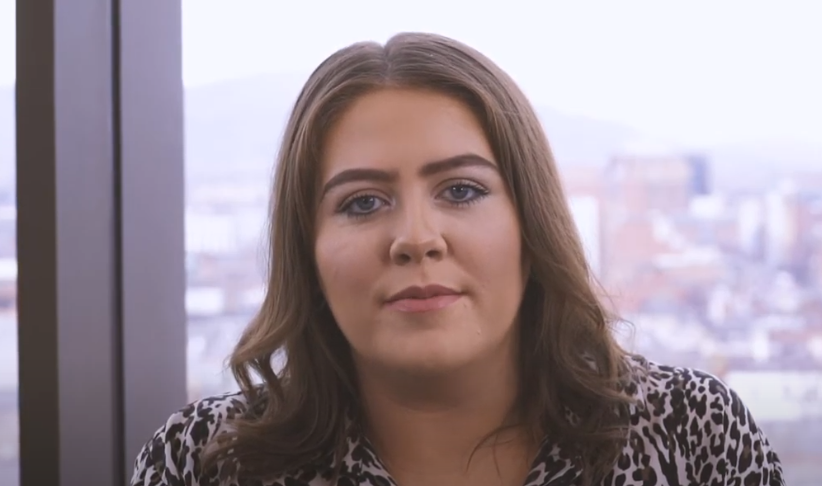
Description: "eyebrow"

(320, 153), (498, 198)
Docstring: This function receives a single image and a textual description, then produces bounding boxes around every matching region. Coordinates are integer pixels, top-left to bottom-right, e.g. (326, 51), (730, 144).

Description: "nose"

(388, 204), (447, 265)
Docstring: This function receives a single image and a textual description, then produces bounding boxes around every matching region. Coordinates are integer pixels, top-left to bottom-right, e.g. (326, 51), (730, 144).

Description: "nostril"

(389, 235), (447, 264)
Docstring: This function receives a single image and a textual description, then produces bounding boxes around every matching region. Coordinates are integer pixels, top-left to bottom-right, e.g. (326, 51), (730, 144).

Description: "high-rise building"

(764, 180), (801, 269)
(605, 153), (710, 215)
(738, 197), (765, 258)
(601, 153), (712, 287)
(687, 154), (711, 196)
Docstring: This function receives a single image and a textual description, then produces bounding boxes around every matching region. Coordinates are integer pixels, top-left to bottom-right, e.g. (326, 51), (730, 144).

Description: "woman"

(131, 33), (784, 486)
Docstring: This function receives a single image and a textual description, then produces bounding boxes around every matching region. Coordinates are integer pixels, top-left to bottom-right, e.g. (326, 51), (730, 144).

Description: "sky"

(1, 0), (821, 148)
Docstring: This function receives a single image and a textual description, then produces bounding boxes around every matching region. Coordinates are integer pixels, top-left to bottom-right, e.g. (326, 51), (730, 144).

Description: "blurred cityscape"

(183, 150), (822, 486)
(184, 147), (822, 486)
(1, 80), (821, 485)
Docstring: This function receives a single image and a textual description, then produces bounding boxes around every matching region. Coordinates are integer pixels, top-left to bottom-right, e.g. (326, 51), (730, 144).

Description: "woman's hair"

(204, 32), (636, 485)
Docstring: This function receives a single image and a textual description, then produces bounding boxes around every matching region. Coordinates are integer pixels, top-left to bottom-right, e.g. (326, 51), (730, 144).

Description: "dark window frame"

(15, 1), (186, 485)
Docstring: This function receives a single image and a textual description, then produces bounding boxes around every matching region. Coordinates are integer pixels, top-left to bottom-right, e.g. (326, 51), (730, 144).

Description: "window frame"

(15, 1), (186, 485)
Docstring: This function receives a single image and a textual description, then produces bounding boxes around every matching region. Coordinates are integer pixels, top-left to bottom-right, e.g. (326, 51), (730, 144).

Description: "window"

(0, 1), (17, 484)
(181, 2), (822, 484)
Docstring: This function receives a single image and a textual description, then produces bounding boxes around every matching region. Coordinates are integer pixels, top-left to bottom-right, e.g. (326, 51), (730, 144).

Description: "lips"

(386, 284), (460, 302)
(385, 285), (462, 313)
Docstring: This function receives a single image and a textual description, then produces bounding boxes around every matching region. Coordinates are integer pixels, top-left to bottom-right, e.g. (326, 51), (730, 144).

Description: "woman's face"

(314, 88), (526, 375)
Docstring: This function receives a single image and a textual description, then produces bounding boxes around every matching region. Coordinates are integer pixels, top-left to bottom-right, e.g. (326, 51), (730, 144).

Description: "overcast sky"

(1, 0), (820, 148)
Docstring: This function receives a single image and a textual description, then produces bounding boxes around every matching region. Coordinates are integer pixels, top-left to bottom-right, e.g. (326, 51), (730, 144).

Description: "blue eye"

(440, 182), (489, 205)
(341, 195), (385, 217)
(447, 184), (476, 201)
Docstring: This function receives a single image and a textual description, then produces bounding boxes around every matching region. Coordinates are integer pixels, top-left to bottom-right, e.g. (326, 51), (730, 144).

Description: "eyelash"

(337, 180), (490, 220)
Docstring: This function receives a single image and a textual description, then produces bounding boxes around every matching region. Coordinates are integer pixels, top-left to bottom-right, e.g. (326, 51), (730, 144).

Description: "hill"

(1, 74), (819, 191)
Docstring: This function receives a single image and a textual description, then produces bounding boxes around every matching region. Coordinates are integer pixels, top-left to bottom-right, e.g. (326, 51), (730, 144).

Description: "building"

(764, 180), (802, 269)
(605, 153), (709, 215)
(687, 154), (711, 196)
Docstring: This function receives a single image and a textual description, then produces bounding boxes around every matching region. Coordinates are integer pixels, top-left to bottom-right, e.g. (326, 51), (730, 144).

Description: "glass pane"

(0, 0), (17, 485)
(182, 2), (822, 484)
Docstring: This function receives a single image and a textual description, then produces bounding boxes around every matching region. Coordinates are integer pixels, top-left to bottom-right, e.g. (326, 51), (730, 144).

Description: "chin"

(381, 340), (479, 376)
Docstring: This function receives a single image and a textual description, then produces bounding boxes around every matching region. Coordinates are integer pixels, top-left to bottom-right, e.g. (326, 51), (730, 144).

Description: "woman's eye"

(345, 195), (384, 215)
(448, 185), (474, 201)
(441, 183), (487, 204)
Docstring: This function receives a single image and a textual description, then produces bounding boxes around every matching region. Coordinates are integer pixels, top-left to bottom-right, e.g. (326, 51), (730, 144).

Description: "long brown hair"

(204, 32), (636, 485)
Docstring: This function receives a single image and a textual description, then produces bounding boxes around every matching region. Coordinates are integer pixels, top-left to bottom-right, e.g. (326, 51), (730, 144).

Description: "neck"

(354, 341), (535, 485)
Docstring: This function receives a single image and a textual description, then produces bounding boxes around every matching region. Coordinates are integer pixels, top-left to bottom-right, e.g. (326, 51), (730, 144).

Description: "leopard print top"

(130, 358), (785, 485)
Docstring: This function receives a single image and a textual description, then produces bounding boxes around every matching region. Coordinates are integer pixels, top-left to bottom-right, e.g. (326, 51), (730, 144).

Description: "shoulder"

(634, 357), (751, 427)
(632, 356), (735, 408)
(130, 391), (251, 486)
(624, 356), (785, 484)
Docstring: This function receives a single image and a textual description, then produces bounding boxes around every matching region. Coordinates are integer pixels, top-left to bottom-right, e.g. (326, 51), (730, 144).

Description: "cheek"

(461, 204), (524, 285)
(315, 227), (379, 305)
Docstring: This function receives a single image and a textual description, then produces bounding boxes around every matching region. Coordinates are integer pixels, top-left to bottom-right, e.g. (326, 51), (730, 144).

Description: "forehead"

(321, 88), (495, 174)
